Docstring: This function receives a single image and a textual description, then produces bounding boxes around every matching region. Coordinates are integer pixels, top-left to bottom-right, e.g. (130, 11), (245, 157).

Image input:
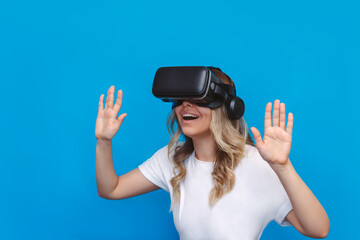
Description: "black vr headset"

(152, 66), (245, 120)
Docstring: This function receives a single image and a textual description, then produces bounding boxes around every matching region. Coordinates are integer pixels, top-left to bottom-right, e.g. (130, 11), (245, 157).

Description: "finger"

(98, 94), (104, 113)
(250, 127), (264, 149)
(107, 86), (115, 109)
(113, 90), (123, 113)
(105, 86), (111, 108)
(264, 102), (272, 129)
(286, 112), (293, 136)
(273, 99), (280, 127)
(279, 103), (286, 130)
(117, 113), (127, 125)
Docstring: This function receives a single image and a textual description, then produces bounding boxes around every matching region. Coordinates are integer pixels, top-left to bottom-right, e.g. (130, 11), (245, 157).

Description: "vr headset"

(152, 66), (245, 120)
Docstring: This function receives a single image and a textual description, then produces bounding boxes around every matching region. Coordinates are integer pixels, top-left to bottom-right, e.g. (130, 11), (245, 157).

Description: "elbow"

(311, 222), (330, 239)
(316, 231), (329, 239)
(319, 219), (331, 238)
(98, 191), (113, 200)
(98, 192), (108, 199)
(318, 225), (330, 239)
(98, 191), (124, 200)
(303, 219), (330, 239)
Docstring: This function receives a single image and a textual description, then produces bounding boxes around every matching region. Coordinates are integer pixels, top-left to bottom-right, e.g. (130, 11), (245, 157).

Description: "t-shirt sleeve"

(274, 197), (293, 226)
(137, 145), (172, 192)
(269, 167), (293, 227)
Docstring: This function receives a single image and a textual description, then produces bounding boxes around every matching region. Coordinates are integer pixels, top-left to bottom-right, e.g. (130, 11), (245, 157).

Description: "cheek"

(198, 108), (212, 125)
(205, 113), (212, 126)
(174, 108), (181, 119)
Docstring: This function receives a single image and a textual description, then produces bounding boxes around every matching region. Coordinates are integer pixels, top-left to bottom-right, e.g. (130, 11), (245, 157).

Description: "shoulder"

(242, 144), (263, 164)
(153, 142), (185, 157)
(150, 142), (185, 167)
(240, 144), (277, 176)
(240, 145), (287, 196)
(149, 145), (170, 164)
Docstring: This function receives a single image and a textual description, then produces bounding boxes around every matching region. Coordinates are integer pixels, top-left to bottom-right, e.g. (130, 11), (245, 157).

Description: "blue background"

(0, 0), (358, 239)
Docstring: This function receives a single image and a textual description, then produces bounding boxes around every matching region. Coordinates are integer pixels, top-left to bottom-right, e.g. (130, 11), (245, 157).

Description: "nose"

(182, 100), (195, 107)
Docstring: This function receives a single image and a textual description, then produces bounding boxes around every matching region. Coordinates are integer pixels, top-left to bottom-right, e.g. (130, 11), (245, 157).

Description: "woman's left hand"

(250, 100), (293, 166)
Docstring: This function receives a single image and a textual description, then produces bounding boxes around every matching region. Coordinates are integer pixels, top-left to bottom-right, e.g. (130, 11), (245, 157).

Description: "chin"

(181, 130), (197, 139)
(181, 127), (209, 139)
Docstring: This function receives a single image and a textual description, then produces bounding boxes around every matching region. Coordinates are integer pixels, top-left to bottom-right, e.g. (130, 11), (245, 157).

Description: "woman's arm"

(95, 86), (127, 197)
(250, 100), (330, 238)
(96, 139), (119, 197)
(270, 159), (330, 238)
(95, 86), (160, 199)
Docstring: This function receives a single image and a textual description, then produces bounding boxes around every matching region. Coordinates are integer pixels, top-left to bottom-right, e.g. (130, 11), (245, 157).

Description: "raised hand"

(95, 86), (127, 141)
(250, 100), (293, 166)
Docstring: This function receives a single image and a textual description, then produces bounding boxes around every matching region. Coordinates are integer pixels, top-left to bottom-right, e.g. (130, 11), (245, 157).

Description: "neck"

(191, 132), (216, 162)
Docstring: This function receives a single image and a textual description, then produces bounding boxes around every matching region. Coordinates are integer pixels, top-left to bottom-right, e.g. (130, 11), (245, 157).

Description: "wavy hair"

(167, 67), (255, 212)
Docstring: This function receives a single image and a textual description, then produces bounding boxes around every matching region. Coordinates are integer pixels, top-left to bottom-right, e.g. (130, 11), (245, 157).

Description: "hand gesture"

(250, 100), (293, 166)
(95, 86), (127, 141)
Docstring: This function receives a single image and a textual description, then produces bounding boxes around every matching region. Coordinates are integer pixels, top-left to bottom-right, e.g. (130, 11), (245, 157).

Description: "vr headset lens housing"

(152, 66), (227, 109)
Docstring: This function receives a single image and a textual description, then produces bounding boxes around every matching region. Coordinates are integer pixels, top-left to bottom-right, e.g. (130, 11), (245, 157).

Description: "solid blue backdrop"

(0, 0), (358, 239)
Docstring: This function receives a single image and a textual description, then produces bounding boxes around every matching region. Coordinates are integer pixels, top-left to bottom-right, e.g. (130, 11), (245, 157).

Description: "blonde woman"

(95, 67), (330, 239)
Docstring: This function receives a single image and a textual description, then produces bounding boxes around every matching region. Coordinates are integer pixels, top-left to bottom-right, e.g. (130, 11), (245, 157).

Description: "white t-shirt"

(138, 143), (293, 240)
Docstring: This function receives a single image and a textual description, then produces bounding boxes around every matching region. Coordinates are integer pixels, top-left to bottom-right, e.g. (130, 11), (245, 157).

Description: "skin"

(95, 87), (127, 141)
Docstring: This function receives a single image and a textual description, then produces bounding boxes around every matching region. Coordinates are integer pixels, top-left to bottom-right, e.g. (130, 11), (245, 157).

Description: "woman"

(95, 67), (330, 239)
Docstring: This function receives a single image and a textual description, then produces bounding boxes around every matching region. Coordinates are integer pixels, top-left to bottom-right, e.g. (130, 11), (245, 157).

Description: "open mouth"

(182, 113), (199, 121)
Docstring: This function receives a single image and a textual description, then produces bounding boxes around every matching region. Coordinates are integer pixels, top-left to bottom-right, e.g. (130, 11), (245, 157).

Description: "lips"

(180, 111), (199, 121)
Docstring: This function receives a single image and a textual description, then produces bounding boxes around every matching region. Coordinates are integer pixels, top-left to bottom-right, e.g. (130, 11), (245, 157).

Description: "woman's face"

(174, 100), (212, 139)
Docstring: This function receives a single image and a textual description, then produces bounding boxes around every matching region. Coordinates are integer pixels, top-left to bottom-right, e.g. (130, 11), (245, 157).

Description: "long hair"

(167, 67), (255, 212)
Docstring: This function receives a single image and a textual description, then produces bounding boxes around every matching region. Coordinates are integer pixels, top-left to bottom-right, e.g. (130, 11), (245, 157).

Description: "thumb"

(250, 127), (264, 149)
(117, 113), (127, 126)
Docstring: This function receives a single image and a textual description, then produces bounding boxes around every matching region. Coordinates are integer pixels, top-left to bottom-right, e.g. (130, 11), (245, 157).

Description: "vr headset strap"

(213, 83), (236, 103)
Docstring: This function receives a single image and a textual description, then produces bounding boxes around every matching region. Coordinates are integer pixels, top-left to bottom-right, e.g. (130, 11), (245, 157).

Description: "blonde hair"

(166, 68), (255, 212)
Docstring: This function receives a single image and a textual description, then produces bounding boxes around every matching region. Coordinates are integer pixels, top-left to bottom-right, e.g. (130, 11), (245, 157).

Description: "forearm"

(270, 159), (330, 236)
(96, 139), (118, 197)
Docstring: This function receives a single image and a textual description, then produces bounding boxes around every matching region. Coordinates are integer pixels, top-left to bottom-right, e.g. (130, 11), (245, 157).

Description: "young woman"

(95, 67), (330, 239)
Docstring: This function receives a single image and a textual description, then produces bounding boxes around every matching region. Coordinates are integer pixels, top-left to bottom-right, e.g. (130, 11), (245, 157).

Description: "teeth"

(183, 113), (199, 118)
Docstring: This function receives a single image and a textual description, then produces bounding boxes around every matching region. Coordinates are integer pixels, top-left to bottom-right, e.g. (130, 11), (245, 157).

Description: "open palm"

(95, 86), (127, 140)
(250, 100), (293, 166)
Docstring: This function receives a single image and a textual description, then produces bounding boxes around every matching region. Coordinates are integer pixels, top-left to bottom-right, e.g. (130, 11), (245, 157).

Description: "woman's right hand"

(95, 86), (127, 141)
